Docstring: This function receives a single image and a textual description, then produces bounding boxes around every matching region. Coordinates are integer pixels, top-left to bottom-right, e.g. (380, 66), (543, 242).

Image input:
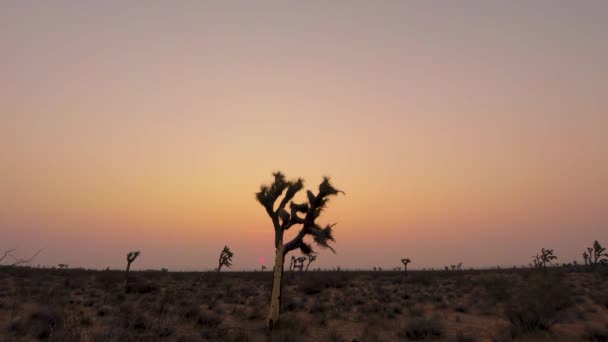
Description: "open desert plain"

(1, 265), (608, 341)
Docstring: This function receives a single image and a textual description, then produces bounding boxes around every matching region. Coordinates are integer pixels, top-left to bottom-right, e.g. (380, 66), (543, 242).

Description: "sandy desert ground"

(1, 266), (607, 341)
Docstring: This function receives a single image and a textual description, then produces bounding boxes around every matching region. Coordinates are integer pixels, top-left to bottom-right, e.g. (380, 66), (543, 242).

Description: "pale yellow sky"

(1, 1), (607, 270)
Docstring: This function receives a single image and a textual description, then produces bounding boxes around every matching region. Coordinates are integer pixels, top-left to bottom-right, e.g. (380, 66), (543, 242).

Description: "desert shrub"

(95, 271), (123, 289)
(398, 317), (444, 340)
(478, 274), (511, 303)
(299, 277), (322, 295)
(197, 311), (221, 327)
(505, 274), (572, 336)
(226, 329), (252, 342)
(28, 308), (64, 339)
(582, 323), (608, 342)
(453, 304), (468, 313)
(593, 291), (608, 309)
(452, 331), (476, 342)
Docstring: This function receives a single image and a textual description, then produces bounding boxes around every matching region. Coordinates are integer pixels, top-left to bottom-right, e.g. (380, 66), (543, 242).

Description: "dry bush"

(398, 317), (444, 340)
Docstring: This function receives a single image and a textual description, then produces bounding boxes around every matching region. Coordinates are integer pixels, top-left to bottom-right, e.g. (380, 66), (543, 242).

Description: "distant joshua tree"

(58, 264), (69, 269)
(125, 251), (140, 287)
(217, 246), (234, 273)
(305, 254), (317, 272)
(255, 172), (343, 329)
(261, 265), (267, 271)
(532, 248), (557, 269)
(401, 258), (411, 275)
(290, 255), (306, 274)
(585, 240), (608, 266)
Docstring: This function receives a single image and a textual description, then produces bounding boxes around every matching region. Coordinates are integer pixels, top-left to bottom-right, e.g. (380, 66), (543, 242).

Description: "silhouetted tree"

(261, 265), (267, 271)
(532, 248), (556, 269)
(125, 251), (140, 288)
(583, 251), (590, 265)
(586, 240), (608, 266)
(217, 245), (234, 273)
(255, 171), (343, 329)
(305, 254), (317, 272)
(291, 256), (305, 273)
(401, 258), (411, 275)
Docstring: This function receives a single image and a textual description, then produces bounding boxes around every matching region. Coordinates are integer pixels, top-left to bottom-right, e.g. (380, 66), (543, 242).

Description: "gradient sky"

(1, 1), (607, 271)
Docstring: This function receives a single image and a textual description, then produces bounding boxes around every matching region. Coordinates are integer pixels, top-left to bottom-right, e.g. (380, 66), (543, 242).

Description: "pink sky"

(1, 1), (607, 270)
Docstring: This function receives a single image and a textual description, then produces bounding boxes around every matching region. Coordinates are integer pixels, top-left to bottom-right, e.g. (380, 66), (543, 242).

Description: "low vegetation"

(1, 265), (607, 341)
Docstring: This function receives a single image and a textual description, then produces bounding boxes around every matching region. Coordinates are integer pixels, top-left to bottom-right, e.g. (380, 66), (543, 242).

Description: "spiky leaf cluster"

(127, 251), (140, 263)
(256, 172), (343, 255)
(219, 246), (234, 269)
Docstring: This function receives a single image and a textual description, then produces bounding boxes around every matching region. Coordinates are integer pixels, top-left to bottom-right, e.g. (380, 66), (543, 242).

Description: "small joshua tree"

(532, 248), (557, 269)
(217, 245), (234, 273)
(585, 240), (608, 266)
(290, 256), (306, 276)
(305, 254), (317, 272)
(583, 251), (590, 265)
(125, 251), (140, 286)
(255, 172), (343, 329)
(401, 258), (411, 275)
(261, 265), (267, 271)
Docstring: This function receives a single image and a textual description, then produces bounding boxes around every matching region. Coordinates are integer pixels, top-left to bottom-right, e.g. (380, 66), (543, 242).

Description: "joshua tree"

(401, 258), (411, 275)
(217, 245), (234, 273)
(583, 251), (590, 265)
(289, 255), (305, 273)
(125, 251), (140, 286)
(457, 262), (463, 270)
(305, 254), (317, 272)
(393, 266), (402, 271)
(261, 265), (267, 271)
(532, 248), (557, 269)
(586, 240), (608, 266)
(255, 171), (343, 329)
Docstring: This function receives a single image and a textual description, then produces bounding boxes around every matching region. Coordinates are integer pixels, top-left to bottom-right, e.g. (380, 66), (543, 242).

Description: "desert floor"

(1, 266), (607, 341)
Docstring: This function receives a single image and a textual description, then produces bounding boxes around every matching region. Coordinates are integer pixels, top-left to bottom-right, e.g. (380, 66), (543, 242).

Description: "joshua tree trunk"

(125, 262), (131, 283)
(267, 243), (285, 329)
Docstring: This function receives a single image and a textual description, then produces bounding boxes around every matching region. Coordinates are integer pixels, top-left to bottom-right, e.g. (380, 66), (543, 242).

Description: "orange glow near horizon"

(1, 2), (607, 271)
